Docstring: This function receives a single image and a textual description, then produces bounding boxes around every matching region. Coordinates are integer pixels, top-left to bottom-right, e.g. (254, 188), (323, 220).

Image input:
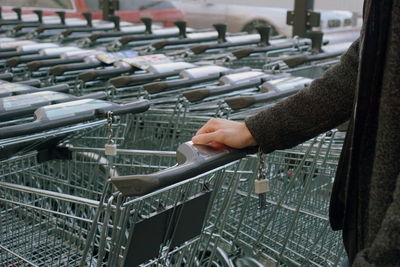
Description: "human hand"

(192, 118), (257, 149)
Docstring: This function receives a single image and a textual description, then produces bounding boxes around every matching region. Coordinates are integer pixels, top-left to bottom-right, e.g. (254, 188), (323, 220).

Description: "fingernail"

(192, 136), (198, 143)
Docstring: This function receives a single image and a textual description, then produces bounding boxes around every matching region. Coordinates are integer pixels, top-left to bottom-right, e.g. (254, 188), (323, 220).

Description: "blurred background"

(0, 0), (364, 36)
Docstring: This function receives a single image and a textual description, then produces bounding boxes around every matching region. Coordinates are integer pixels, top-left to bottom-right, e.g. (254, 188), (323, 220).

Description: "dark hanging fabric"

(245, 0), (400, 265)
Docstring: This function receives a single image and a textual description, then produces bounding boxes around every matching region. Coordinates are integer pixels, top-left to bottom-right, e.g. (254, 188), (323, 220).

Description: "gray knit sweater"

(245, 1), (400, 265)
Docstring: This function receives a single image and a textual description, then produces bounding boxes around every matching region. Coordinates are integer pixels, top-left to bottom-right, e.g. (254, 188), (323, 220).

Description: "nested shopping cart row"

(0, 7), (356, 267)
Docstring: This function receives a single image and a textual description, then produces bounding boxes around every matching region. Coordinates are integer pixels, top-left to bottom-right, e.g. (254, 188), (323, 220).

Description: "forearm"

(245, 39), (360, 153)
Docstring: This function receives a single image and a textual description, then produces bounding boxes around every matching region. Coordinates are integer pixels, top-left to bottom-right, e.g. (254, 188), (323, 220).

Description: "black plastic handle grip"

(231, 40), (310, 60)
(56, 11), (66, 25)
(224, 86), (301, 110)
(152, 35), (216, 50)
(190, 35), (260, 54)
(36, 22), (87, 33)
(183, 79), (262, 102)
(110, 70), (182, 88)
(118, 31), (176, 46)
(12, 7), (22, 21)
(49, 61), (101, 76)
(78, 65), (133, 82)
(257, 26), (271, 46)
(82, 12), (93, 27)
(13, 22), (42, 32)
(141, 17), (153, 34)
(61, 25), (113, 36)
(213, 24), (227, 43)
(33, 10), (43, 23)
(174, 20), (187, 39)
(143, 76), (214, 94)
(111, 141), (257, 196)
(282, 50), (343, 68)
(27, 57), (84, 71)
(97, 99), (150, 115)
(88, 30), (143, 41)
(111, 15), (120, 31)
(306, 31), (324, 54)
(6, 54), (59, 68)
(0, 99), (149, 139)
(141, 66), (250, 94)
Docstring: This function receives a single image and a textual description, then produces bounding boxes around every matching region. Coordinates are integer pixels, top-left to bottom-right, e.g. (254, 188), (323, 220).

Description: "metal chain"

(106, 111), (114, 144)
(257, 146), (267, 209)
(258, 146), (266, 181)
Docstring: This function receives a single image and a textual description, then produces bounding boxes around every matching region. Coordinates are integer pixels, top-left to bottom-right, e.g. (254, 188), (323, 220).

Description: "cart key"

(255, 179), (269, 209)
(105, 143), (117, 156)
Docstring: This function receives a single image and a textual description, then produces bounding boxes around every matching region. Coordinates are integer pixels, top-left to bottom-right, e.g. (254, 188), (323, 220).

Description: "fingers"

(192, 118), (257, 149)
(195, 118), (222, 135)
(192, 131), (223, 145)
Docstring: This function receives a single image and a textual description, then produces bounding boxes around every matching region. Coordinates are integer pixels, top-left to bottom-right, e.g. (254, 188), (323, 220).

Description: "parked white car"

(172, 1), (360, 37)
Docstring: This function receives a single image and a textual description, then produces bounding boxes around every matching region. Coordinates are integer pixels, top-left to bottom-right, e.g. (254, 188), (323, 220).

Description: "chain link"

(106, 111), (114, 144)
(257, 146), (267, 209)
(258, 146), (266, 181)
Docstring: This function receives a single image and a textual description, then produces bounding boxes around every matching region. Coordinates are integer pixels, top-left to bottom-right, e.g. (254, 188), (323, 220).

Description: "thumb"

(192, 131), (221, 145)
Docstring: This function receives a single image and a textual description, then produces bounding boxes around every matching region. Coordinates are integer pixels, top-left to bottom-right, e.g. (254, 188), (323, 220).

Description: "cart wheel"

(242, 20), (278, 35)
(197, 246), (235, 267)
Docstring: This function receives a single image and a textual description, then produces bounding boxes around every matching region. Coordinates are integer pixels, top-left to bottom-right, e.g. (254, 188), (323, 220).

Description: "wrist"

(241, 122), (257, 147)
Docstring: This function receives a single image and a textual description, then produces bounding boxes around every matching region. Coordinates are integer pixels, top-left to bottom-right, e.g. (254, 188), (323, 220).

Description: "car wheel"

(242, 20), (278, 35)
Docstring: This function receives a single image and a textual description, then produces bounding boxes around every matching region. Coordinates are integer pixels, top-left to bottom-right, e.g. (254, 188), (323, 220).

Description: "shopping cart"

(208, 130), (347, 266)
(0, 139), (257, 266)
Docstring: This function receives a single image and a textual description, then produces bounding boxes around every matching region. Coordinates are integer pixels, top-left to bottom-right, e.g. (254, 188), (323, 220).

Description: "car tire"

(242, 20), (278, 35)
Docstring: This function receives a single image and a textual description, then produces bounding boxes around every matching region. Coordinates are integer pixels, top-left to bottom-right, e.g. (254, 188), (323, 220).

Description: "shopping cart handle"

(231, 39), (311, 60)
(282, 50), (343, 68)
(97, 99), (150, 115)
(6, 54), (58, 68)
(0, 99), (149, 139)
(111, 141), (257, 196)
(142, 66), (245, 93)
(151, 34), (217, 50)
(190, 45), (210, 55)
(225, 87), (300, 110)
(182, 78), (262, 102)
(143, 76), (213, 94)
(88, 30), (142, 42)
(49, 61), (102, 76)
(117, 31), (173, 46)
(27, 57), (84, 71)
(224, 76), (312, 109)
(110, 70), (182, 88)
(79, 65), (133, 82)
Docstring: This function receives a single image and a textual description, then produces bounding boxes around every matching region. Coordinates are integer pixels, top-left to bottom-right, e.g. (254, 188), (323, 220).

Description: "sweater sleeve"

(245, 39), (360, 153)
(352, 172), (400, 266)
